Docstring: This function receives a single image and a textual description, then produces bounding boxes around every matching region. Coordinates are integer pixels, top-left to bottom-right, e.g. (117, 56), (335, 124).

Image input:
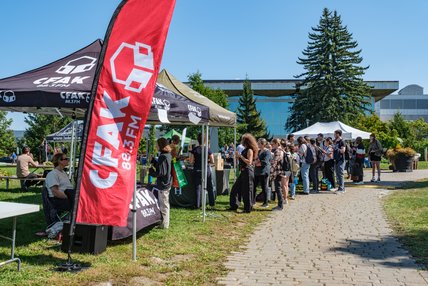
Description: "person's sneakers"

(272, 206), (283, 211)
(284, 199), (289, 205)
(302, 192), (309, 195)
(376, 178), (381, 182)
(354, 181), (364, 185)
(336, 190), (346, 195)
(330, 188), (338, 192)
(290, 196), (296, 200)
(261, 203), (269, 208)
(370, 178), (376, 182)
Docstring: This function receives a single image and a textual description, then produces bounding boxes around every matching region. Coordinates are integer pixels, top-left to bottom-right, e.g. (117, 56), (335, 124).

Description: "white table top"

(0, 202), (40, 219)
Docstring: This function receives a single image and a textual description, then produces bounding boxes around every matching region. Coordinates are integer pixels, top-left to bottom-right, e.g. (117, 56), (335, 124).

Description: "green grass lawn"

(0, 169), (270, 285)
(384, 180), (428, 269)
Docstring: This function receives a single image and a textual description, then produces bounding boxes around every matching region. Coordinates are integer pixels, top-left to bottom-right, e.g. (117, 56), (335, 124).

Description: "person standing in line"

(353, 136), (365, 184)
(288, 144), (299, 200)
(308, 138), (320, 193)
(269, 138), (285, 210)
(149, 138), (172, 229)
(367, 133), (383, 182)
(298, 137), (310, 195)
(287, 134), (296, 145)
(254, 138), (272, 207)
(229, 133), (258, 213)
(280, 140), (293, 203)
(333, 130), (346, 194)
(323, 137), (336, 189)
(190, 133), (215, 209)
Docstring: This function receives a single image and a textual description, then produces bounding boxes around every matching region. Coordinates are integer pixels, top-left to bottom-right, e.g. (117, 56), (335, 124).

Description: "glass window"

(390, 100), (403, 109)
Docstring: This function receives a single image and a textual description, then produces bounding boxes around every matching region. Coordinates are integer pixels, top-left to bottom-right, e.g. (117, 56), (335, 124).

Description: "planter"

(393, 153), (414, 172)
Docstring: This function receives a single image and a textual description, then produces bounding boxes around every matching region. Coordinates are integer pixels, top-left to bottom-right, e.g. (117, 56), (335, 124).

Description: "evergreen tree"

(287, 8), (371, 131)
(236, 77), (270, 139)
(23, 114), (72, 159)
(0, 111), (16, 157)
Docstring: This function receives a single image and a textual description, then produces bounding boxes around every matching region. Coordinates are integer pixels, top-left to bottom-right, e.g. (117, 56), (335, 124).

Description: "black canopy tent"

(0, 40), (210, 126)
(0, 40), (237, 258)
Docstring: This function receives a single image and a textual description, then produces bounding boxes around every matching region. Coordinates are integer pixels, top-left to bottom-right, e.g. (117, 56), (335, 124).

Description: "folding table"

(0, 202), (39, 270)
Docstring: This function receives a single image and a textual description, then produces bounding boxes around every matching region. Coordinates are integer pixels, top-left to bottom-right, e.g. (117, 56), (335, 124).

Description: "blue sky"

(1, 0), (427, 130)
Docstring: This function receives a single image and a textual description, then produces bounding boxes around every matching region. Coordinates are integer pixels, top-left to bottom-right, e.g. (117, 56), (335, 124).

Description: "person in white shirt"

(45, 153), (74, 212)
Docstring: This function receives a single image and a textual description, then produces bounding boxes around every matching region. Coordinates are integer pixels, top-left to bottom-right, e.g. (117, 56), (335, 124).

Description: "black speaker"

(62, 223), (108, 255)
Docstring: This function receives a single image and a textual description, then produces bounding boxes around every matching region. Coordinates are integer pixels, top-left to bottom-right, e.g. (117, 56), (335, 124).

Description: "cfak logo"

(33, 56), (97, 88)
(110, 42), (154, 93)
(0, 90), (16, 103)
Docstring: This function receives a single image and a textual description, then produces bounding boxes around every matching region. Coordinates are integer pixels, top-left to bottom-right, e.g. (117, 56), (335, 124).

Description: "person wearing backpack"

(323, 137), (335, 189)
(254, 138), (272, 207)
(269, 138), (285, 210)
(289, 144), (299, 200)
(280, 140), (293, 203)
(307, 139), (319, 192)
(297, 136), (310, 195)
(333, 130), (346, 194)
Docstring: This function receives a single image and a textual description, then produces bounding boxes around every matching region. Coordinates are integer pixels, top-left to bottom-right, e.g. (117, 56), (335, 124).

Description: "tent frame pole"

(201, 125), (206, 222)
(234, 127), (237, 182)
(132, 168), (137, 261)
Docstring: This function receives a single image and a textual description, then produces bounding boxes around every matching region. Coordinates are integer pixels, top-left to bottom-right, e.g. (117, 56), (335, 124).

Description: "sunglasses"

(61, 157), (69, 161)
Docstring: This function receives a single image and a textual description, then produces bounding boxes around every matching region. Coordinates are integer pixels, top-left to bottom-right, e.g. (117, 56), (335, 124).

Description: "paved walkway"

(218, 170), (428, 286)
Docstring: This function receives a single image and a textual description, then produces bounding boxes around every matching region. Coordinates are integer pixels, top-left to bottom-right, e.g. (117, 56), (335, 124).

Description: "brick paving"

(218, 170), (428, 285)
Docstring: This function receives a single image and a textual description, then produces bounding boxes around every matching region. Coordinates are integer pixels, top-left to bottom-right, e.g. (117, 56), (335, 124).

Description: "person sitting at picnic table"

(16, 146), (41, 190)
(45, 153), (75, 213)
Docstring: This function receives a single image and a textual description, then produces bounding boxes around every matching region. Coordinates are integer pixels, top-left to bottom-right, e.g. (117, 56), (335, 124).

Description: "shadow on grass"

(330, 231), (428, 269)
(397, 179), (428, 190)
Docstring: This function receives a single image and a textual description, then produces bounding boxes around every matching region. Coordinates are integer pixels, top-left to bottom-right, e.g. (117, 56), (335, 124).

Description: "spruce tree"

(287, 8), (372, 132)
(237, 77), (270, 139)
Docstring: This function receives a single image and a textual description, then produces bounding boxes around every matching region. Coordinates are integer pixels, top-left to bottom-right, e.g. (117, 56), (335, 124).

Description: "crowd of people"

(12, 131), (384, 231)
(226, 131), (384, 213)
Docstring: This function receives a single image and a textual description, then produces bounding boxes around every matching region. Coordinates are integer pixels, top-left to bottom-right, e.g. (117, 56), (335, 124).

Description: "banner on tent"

(77, 0), (176, 226)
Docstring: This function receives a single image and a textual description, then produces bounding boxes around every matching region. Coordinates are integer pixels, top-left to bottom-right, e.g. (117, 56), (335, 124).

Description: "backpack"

(345, 142), (352, 160)
(282, 153), (291, 172)
(290, 155), (300, 173)
(305, 145), (317, 165)
(315, 146), (323, 165)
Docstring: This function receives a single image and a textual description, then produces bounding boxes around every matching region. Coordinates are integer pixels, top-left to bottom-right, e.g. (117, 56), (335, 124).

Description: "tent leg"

(203, 125), (209, 223)
(234, 127), (237, 182)
(201, 125), (206, 222)
(132, 168), (137, 261)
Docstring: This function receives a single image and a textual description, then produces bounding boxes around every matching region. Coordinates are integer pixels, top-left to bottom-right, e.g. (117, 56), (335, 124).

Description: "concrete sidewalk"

(218, 170), (428, 285)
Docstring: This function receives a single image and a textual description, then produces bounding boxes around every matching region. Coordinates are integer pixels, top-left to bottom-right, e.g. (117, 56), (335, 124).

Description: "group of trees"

(352, 113), (428, 153)
(3, 8), (427, 157)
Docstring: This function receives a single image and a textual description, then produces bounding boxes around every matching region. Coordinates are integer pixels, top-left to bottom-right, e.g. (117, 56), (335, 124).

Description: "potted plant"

(386, 147), (416, 172)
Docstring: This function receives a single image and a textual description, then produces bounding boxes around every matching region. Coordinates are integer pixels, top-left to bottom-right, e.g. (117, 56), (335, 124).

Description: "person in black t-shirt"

(333, 130), (346, 194)
(190, 133), (215, 209)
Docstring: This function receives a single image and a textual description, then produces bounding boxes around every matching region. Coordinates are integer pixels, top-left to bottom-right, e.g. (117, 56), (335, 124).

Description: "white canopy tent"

(293, 121), (371, 140)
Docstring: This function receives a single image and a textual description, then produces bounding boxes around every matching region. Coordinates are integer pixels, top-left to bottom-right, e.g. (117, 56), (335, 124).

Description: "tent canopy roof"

(293, 121), (371, 140)
(157, 69), (236, 127)
(162, 129), (191, 144)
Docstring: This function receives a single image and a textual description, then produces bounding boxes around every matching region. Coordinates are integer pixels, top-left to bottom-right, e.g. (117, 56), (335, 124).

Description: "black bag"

(282, 153), (291, 172)
(345, 143), (352, 160)
(305, 145), (316, 165)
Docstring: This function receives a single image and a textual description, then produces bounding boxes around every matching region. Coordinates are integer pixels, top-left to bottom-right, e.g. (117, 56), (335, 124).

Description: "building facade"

(376, 84), (428, 121)
(204, 79), (399, 137)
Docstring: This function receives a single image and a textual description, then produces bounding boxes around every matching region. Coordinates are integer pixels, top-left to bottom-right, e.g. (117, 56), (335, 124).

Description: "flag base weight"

(55, 261), (83, 273)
